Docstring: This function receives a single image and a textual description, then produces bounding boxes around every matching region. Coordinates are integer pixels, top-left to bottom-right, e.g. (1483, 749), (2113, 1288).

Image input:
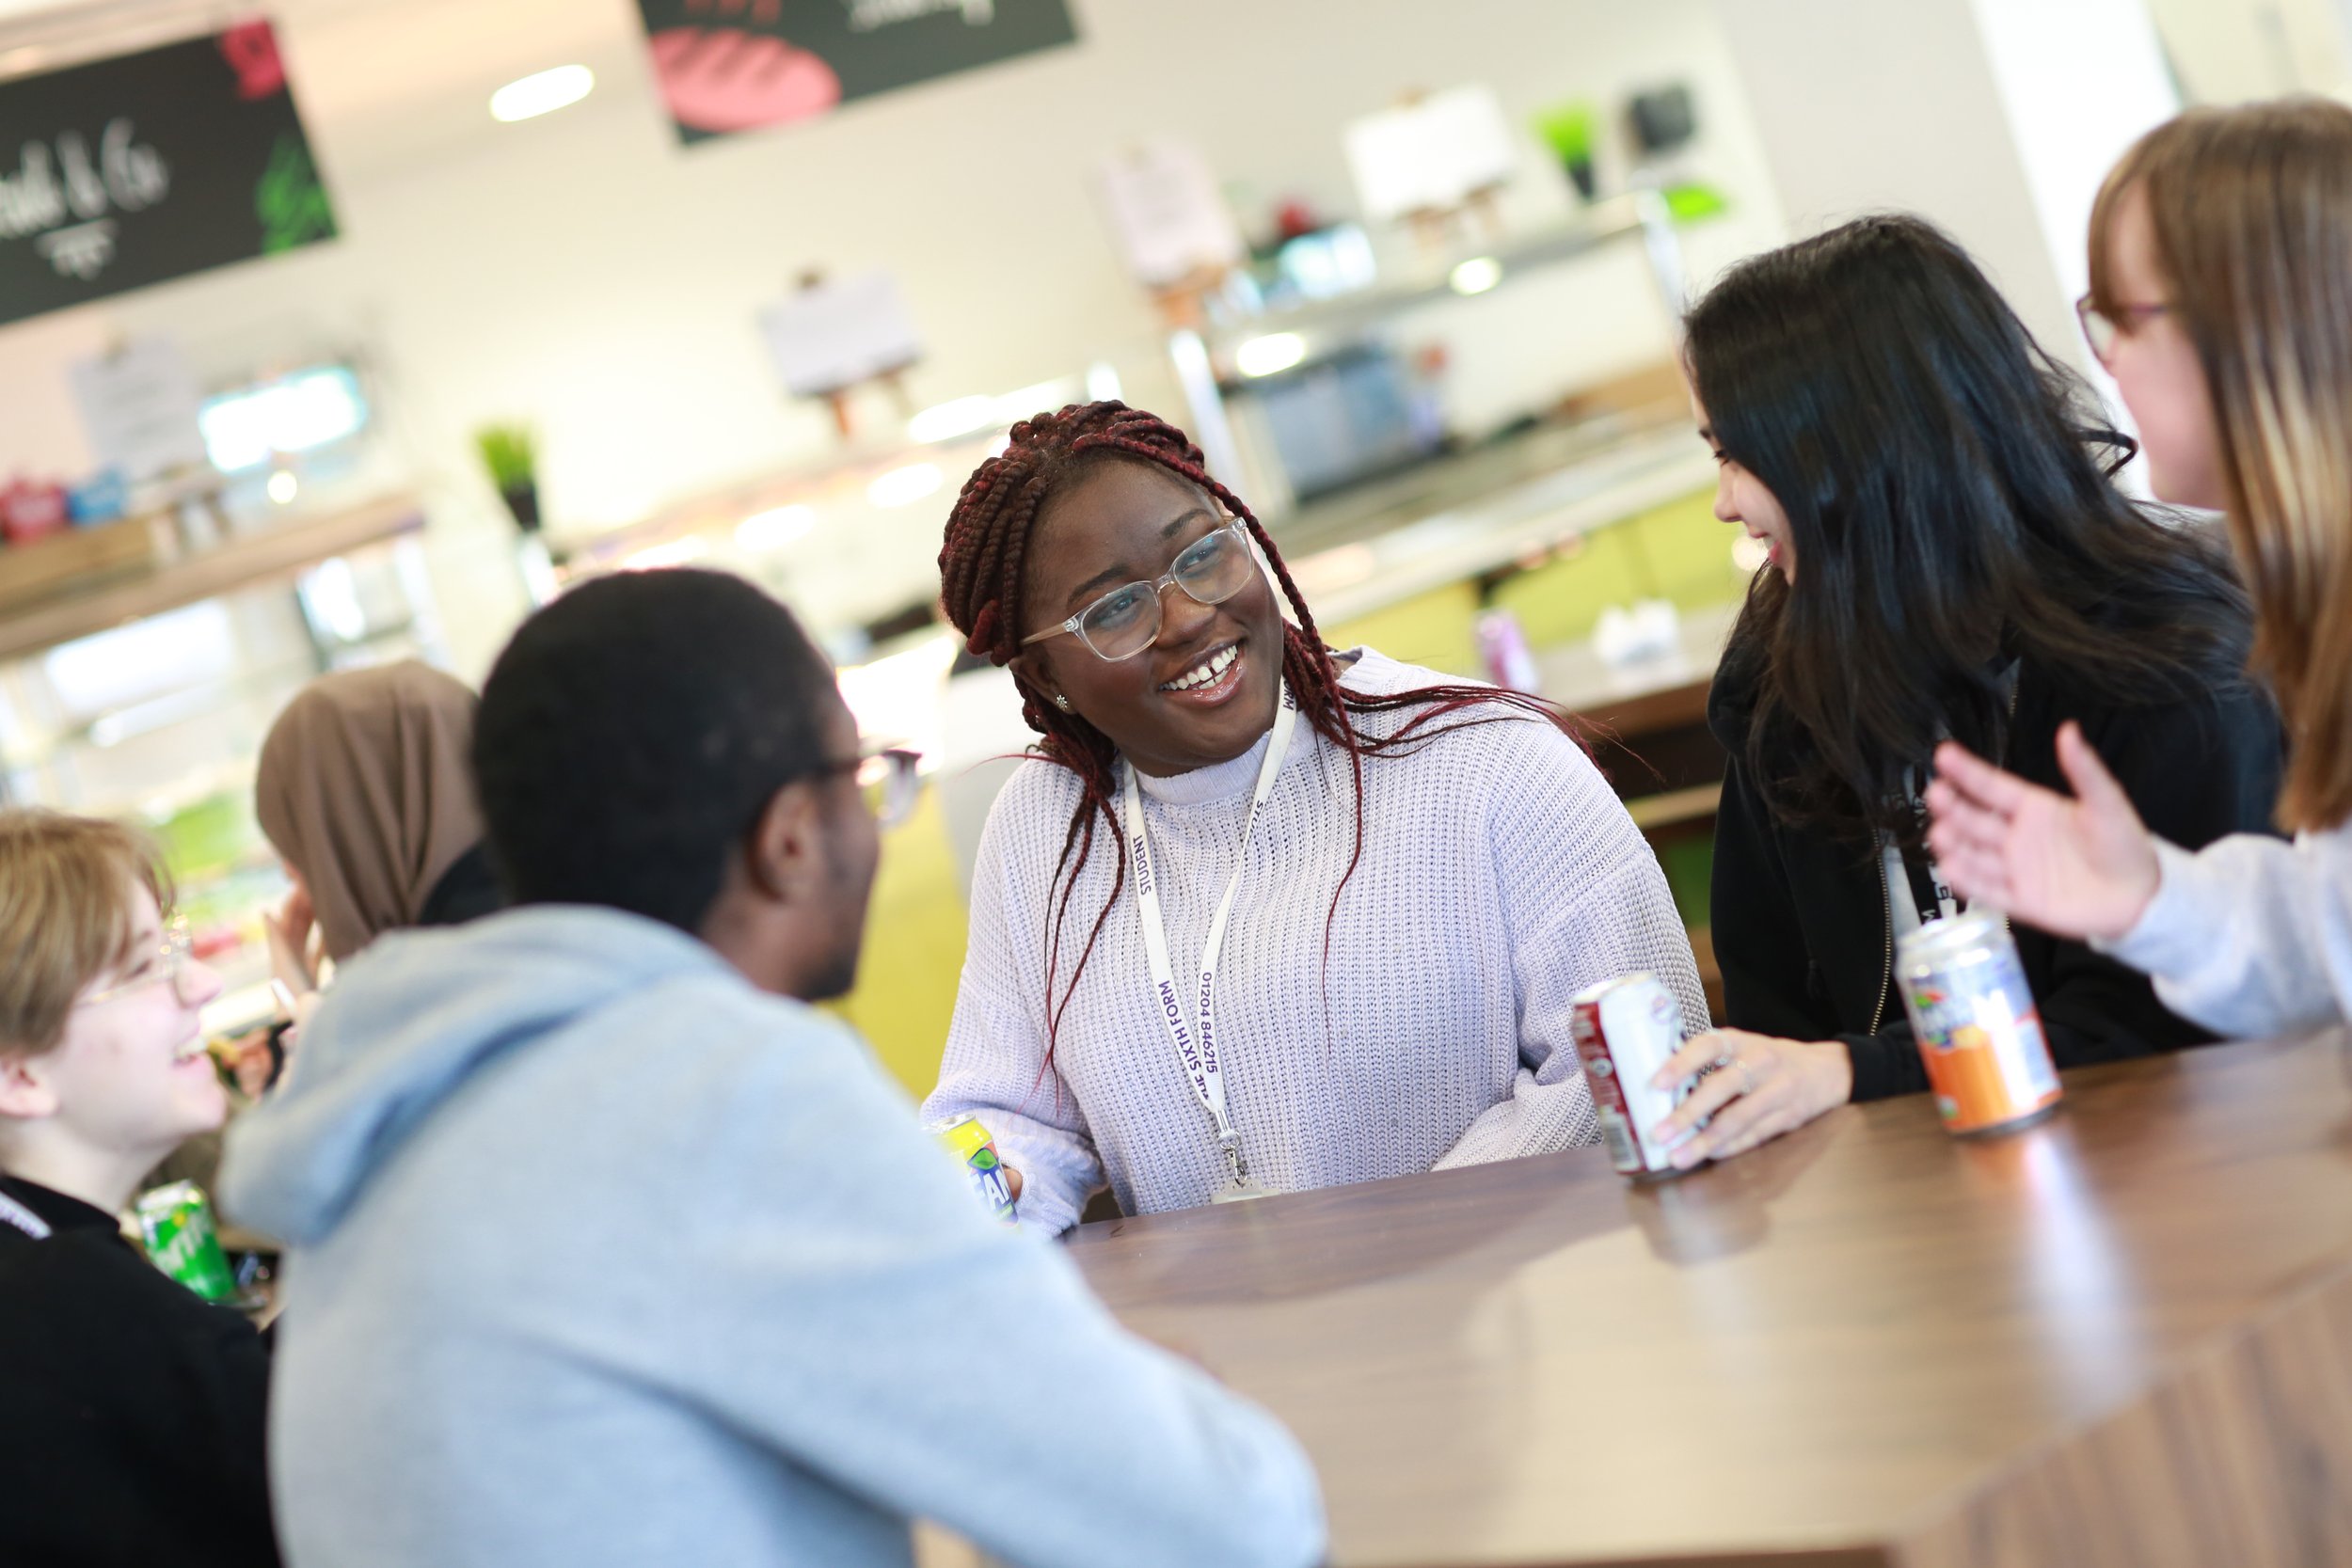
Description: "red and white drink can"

(1568, 974), (1692, 1179)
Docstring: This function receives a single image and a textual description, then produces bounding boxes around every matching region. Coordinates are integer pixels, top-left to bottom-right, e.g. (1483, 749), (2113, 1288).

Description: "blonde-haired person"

(1929, 100), (2352, 1039)
(0, 810), (279, 1568)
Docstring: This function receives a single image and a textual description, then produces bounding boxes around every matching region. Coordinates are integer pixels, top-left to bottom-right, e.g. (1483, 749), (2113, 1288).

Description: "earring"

(1053, 693), (1072, 711)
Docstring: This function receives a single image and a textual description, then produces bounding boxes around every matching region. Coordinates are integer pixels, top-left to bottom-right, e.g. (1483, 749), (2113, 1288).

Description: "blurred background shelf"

(0, 494), (425, 663)
(1196, 193), (1677, 359)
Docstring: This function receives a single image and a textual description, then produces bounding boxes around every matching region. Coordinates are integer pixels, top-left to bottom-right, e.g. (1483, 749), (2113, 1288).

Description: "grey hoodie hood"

(219, 905), (727, 1245)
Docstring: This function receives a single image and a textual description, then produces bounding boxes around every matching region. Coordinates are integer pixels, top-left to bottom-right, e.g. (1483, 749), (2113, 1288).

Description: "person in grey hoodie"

(218, 568), (1325, 1568)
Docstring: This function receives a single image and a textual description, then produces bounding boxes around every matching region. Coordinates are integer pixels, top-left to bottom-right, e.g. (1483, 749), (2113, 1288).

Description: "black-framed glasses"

(2075, 293), (2172, 367)
(1020, 519), (1260, 662)
(856, 747), (921, 828)
(803, 746), (920, 828)
(78, 918), (203, 1009)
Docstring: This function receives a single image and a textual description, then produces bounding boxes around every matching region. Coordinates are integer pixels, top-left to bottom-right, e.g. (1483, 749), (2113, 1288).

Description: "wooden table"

(1064, 1034), (2352, 1567)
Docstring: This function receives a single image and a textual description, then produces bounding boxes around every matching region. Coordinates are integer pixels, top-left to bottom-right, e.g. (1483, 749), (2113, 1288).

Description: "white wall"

(2147, 0), (2352, 100)
(0, 0), (1787, 676)
(1711, 0), (2178, 380)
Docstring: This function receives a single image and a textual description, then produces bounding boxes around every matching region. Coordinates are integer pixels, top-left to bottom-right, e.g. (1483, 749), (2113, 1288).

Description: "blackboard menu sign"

(0, 21), (336, 328)
(634, 0), (1076, 145)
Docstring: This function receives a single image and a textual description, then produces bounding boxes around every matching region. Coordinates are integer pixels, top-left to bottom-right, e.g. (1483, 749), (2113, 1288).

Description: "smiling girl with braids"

(921, 402), (1706, 1232)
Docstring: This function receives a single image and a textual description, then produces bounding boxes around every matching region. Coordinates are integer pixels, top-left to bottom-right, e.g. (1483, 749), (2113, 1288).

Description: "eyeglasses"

(1021, 520), (1260, 662)
(2075, 293), (2172, 367)
(813, 745), (921, 828)
(855, 747), (922, 829)
(78, 919), (204, 1010)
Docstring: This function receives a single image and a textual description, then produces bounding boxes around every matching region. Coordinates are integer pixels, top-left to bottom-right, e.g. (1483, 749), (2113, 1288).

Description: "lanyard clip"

(1220, 1131), (1248, 1186)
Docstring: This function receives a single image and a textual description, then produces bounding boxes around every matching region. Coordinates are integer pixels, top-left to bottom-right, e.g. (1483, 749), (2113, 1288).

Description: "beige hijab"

(254, 661), (483, 963)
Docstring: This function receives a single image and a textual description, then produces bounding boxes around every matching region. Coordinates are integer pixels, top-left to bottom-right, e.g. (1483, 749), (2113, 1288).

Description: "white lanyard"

(0, 1190), (53, 1239)
(1121, 683), (1298, 1190)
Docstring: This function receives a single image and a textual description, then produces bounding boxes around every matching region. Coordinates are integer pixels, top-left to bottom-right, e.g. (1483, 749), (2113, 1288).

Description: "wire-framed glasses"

(78, 918), (202, 1009)
(1020, 520), (1259, 662)
(2075, 293), (2172, 366)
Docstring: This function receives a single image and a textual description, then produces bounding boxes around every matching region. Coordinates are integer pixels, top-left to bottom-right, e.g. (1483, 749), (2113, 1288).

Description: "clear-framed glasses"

(2074, 293), (2172, 367)
(855, 747), (922, 829)
(78, 918), (202, 1009)
(1021, 519), (1260, 662)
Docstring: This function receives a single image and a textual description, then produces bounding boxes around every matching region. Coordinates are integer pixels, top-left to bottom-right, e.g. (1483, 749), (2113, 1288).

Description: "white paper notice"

(1343, 83), (1519, 223)
(1094, 139), (1246, 288)
(759, 272), (924, 397)
(69, 338), (209, 480)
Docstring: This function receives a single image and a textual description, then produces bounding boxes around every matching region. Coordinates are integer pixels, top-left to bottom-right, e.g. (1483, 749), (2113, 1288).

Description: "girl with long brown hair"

(1930, 100), (2352, 1040)
(921, 402), (1705, 1231)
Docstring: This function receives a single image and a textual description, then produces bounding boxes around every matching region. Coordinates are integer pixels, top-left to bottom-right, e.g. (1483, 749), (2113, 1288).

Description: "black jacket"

(0, 1175), (280, 1568)
(1708, 651), (2286, 1101)
(418, 841), (504, 929)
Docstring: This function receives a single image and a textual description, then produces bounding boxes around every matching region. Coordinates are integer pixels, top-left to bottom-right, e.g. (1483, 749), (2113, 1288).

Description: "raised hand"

(1924, 721), (2162, 942)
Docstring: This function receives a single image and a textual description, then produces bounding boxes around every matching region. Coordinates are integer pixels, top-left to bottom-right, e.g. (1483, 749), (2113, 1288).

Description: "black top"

(0, 1174), (280, 1568)
(418, 842), (504, 929)
(1708, 652), (2287, 1101)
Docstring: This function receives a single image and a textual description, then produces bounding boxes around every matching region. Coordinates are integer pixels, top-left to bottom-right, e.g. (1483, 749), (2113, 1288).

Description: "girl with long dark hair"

(922, 402), (1706, 1231)
(1644, 214), (2282, 1168)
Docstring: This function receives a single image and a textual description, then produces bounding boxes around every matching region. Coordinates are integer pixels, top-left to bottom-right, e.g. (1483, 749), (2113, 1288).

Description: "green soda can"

(927, 1114), (1018, 1225)
(134, 1180), (239, 1303)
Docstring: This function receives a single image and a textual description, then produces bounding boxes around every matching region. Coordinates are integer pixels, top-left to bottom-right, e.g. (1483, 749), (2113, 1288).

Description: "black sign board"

(0, 21), (336, 328)
(634, 0), (1076, 145)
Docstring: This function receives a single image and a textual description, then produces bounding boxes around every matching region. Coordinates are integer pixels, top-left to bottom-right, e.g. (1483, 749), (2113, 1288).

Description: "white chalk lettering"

(0, 143), (63, 239)
(103, 119), (167, 210)
(845, 0), (994, 30)
(56, 132), (105, 219)
(36, 219), (116, 279)
(0, 119), (169, 280)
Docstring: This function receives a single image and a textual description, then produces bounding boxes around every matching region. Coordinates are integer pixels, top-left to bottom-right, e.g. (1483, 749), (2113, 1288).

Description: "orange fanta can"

(1896, 911), (2062, 1136)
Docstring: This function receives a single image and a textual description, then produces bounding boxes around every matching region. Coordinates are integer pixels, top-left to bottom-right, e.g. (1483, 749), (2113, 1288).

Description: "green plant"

(473, 423), (536, 491)
(1533, 101), (1597, 166)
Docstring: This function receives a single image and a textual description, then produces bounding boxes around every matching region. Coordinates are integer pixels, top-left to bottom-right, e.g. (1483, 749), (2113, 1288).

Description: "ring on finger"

(1736, 1055), (1758, 1095)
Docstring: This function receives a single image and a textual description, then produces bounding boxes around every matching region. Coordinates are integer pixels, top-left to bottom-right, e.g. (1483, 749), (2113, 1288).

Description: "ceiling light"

(907, 396), (998, 445)
(737, 504), (815, 552)
(994, 379), (1072, 424)
(621, 536), (709, 571)
(1449, 256), (1503, 295)
(266, 470), (298, 505)
(1235, 333), (1307, 378)
(867, 462), (943, 509)
(491, 65), (594, 124)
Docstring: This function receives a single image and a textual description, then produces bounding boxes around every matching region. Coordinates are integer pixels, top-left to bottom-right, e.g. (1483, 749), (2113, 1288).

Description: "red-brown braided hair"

(938, 401), (1584, 1061)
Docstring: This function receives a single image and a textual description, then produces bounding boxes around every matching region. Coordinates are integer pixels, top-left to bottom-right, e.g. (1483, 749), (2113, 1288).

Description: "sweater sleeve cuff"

(2094, 838), (2204, 975)
(1840, 1033), (1910, 1102)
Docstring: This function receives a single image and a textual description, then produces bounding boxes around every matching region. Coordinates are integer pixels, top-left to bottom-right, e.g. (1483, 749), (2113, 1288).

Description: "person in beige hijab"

(154, 663), (501, 1178)
(254, 661), (502, 978)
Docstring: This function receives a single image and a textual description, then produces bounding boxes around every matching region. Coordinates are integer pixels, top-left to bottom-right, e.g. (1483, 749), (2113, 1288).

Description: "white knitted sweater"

(923, 649), (1709, 1234)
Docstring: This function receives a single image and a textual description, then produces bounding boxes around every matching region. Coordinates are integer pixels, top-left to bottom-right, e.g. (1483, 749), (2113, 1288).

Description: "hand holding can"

(927, 1114), (1020, 1225)
(1567, 974), (1695, 1179)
